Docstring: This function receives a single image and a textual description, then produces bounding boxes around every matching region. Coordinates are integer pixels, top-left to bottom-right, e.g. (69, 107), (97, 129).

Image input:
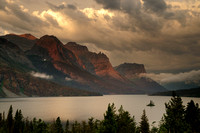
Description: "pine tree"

(13, 109), (24, 133)
(64, 120), (70, 133)
(102, 103), (117, 133)
(88, 117), (95, 133)
(163, 95), (186, 133)
(72, 120), (81, 133)
(51, 117), (64, 133)
(185, 100), (200, 132)
(139, 110), (150, 133)
(116, 105), (136, 133)
(6, 105), (13, 133)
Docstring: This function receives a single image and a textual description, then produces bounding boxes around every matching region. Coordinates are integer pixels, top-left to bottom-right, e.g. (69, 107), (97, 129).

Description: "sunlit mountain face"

(0, 0), (200, 90)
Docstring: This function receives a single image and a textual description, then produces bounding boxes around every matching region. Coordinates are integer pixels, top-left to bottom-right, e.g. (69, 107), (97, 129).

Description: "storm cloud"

(141, 70), (200, 85)
(143, 0), (167, 13)
(95, 0), (121, 10)
(0, 0), (200, 74)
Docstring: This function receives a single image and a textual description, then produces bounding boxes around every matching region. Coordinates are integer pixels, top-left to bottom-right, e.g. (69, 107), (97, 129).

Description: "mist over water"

(0, 95), (199, 126)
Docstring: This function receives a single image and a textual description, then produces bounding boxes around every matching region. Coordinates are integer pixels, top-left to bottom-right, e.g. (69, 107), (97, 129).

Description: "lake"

(0, 95), (200, 126)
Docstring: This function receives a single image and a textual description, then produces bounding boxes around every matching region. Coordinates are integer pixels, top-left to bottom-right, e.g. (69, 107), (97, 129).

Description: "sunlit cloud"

(20, 5), (28, 12)
(31, 71), (53, 79)
(65, 77), (73, 81)
(82, 8), (115, 18)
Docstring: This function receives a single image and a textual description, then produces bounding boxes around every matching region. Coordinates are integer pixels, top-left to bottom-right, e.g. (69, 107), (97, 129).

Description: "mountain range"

(0, 33), (166, 97)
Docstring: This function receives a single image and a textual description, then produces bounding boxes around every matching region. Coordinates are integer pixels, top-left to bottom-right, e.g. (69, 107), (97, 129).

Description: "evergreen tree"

(163, 95), (186, 133)
(24, 118), (32, 133)
(72, 120), (81, 133)
(150, 121), (158, 133)
(32, 118), (48, 133)
(64, 120), (70, 133)
(55, 117), (63, 133)
(50, 117), (64, 133)
(102, 103), (117, 133)
(81, 121), (87, 133)
(13, 109), (24, 133)
(116, 105), (136, 133)
(139, 110), (150, 133)
(185, 100), (200, 132)
(88, 117), (95, 133)
(0, 113), (2, 122)
(6, 105), (13, 133)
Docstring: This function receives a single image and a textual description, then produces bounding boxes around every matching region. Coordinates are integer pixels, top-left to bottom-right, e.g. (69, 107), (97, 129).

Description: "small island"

(147, 100), (155, 107)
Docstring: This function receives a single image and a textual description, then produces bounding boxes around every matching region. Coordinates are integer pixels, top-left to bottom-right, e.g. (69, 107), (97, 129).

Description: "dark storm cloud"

(5, 3), (32, 22)
(95, 0), (141, 14)
(0, 0), (6, 11)
(143, 0), (167, 13)
(46, 2), (66, 10)
(94, 0), (165, 34)
(46, 2), (90, 23)
(95, 0), (121, 10)
(46, 2), (77, 11)
(67, 4), (77, 10)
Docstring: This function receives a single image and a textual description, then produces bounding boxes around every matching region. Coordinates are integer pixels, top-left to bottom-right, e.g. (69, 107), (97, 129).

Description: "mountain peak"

(115, 63), (146, 78)
(65, 42), (89, 52)
(19, 34), (37, 40)
(36, 35), (63, 48)
(40, 35), (59, 40)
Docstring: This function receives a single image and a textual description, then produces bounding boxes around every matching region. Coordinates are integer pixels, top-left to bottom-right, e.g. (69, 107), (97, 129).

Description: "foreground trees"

(0, 95), (200, 133)
(163, 95), (186, 132)
(159, 94), (200, 133)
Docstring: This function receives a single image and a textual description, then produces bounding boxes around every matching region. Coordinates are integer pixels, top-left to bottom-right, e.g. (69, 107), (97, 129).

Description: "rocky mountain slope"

(0, 33), (166, 96)
(0, 37), (100, 97)
(64, 42), (125, 80)
(0, 37), (35, 72)
(26, 35), (141, 94)
(1, 34), (37, 51)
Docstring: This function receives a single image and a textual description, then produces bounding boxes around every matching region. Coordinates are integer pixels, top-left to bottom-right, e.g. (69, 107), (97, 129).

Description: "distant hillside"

(151, 87), (200, 97)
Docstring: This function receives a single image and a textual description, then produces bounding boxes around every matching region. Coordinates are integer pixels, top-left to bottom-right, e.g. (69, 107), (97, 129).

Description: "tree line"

(0, 95), (200, 133)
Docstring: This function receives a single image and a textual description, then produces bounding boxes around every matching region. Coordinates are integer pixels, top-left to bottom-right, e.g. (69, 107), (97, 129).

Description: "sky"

(1, 0), (200, 85)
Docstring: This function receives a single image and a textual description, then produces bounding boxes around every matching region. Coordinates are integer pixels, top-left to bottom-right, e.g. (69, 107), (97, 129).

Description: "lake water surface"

(0, 95), (199, 126)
